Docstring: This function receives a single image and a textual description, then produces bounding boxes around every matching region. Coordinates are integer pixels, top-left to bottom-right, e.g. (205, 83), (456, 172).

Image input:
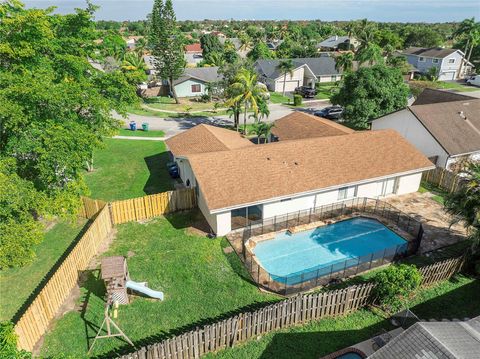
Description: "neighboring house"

(371, 89), (480, 170)
(165, 113), (434, 236)
(369, 317), (480, 359)
(401, 47), (474, 81)
(219, 37), (250, 58)
(270, 112), (354, 141)
(143, 55), (157, 78)
(317, 35), (360, 51)
(139, 63), (222, 98)
(254, 57), (342, 92)
(266, 39), (284, 50)
(184, 43), (203, 66)
(125, 36), (144, 50)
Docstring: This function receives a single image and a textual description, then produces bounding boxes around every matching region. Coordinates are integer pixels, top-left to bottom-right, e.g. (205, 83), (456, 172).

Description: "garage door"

(442, 71), (456, 81)
(276, 80), (300, 92)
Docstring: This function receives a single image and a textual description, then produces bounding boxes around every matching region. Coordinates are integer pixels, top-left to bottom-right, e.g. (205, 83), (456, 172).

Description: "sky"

(23, 0), (480, 22)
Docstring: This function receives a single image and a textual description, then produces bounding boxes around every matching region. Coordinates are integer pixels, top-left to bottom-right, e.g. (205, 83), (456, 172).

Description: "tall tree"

(355, 43), (384, 65)
(332, 65), (409, 129)
(335, 52), (354, 72)
(149, 0), (185, 104)
(277, 59), (295, 96)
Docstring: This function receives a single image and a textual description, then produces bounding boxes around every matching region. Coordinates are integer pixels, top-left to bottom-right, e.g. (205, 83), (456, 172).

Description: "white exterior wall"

(274, 67), (305, 92)
(396, 173), (422, 195)
(262, 194), (316, 218)
(198, 188), (231, 236)
(318, 75), (341, 83)
(372, 110), (449, 167)
(175, 157), (196, 188)
(175, 79), (207, 97)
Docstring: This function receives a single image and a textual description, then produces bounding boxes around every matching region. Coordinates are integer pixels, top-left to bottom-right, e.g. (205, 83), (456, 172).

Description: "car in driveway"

(314, 105), (344, 120)
(466, 75), (480, 87)
(294, 86), (316, 98)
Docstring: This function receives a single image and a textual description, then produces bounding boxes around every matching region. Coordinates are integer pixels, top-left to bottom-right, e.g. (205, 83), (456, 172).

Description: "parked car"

(167, 161), (180, 178)
(314, 105), (344, 120)
(294, 86), (316, 98)
(466, 75), (480, 87)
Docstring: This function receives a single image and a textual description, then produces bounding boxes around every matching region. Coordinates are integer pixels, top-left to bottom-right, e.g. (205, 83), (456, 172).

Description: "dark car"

(294, 86), (316, 98)
(167, 161), (180, 178)
(314, 105), (344, 120)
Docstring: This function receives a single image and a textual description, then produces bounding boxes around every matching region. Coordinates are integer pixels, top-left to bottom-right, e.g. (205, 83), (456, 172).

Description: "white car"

(466, 75), (480, 87)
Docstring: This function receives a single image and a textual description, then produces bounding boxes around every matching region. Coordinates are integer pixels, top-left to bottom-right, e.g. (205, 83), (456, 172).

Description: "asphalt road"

(115, 100), (331, 137)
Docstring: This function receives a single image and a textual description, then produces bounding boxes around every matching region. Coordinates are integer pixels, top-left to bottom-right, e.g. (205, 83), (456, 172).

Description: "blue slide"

(126, 280), (164, 300)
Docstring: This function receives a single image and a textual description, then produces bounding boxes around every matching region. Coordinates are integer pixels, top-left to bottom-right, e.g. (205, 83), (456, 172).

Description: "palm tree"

(205, 52), (225, 67)
(335, 52), (354, 73)
(250, 121), (274, 144)
(444, 161), (480, 249)
(355, 43), (384, 66)
(277, 59), (295, 96)
(355, 19), (377, 51)
(454, 18), (480, 76)
(122, 52), (147, 71)
(226, 69), (267, 132)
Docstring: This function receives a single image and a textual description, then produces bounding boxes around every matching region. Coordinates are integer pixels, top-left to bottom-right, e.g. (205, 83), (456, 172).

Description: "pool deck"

(384, 192), (467, 253)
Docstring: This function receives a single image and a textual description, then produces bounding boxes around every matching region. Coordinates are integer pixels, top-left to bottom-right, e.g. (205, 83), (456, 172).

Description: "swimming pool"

(252, 217), (408, 284)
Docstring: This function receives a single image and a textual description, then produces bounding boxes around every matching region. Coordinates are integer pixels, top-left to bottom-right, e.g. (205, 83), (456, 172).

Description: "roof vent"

(266, 157), (270, 161)
(294, 162), (299, 166)
(459, 111), (467, 120)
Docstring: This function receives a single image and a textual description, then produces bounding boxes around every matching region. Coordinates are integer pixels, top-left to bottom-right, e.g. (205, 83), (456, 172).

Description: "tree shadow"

(143, 152), (174, 195)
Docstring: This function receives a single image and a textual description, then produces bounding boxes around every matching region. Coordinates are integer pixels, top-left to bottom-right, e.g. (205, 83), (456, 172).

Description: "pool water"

(252, 217), (408, 284)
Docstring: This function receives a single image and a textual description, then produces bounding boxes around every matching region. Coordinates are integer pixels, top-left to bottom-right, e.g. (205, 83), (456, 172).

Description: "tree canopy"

(331, 65), (409, 129)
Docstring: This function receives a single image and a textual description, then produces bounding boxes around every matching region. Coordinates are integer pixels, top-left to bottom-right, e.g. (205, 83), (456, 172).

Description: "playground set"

(88, 256), (164, 353)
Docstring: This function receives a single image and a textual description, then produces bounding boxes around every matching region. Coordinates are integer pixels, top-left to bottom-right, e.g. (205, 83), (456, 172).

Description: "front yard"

(84, 138), (173, 201)
(40, 213), (279, 358)
(0, 219), (87, 322)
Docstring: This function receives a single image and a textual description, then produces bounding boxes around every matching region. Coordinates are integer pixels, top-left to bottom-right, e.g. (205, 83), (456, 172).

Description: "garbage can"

(142, 122), (149, 132)
(129, 121), (137, 131)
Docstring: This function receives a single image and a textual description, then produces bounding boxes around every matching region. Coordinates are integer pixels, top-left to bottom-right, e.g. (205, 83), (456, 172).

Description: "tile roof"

(185, 43), (202, 53)
(409, 97), (480, 155)
(187, 129), (434, 211)
(165, 124), (254, 157)
(369, 317), (480, 359)
(401, 47), (459, 58)
(271, 112), (354, 141)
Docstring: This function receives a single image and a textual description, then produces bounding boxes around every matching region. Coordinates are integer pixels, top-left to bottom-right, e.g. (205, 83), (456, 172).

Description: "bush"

(373, 264), (422, 313)
(0, 321), (31, 359)
(293, 94), (302, 106)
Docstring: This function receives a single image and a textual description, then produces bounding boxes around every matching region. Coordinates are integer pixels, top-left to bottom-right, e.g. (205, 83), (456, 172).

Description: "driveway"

(115, 101), (331, 137)
(385, 192), (467, 253)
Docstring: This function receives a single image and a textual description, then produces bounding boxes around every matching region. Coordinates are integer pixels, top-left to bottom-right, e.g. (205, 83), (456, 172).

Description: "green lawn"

(40, 214), (280, 358)
(410, 80), (478, 93)
(315, 82), (337, 100)
(418, 181), (448, 205)
(145, 96), (223, 112)
(126, 102), (228, 118)
(84, 138), (173, 201)
(269, 92), (291, 104)
(118, 128), (165, 138)
(0, 219), (87, 321)
(207, 275), (480, 359)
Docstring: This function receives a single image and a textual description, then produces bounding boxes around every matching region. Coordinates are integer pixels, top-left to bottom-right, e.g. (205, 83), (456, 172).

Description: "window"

(338, 187), (348, 200)
(432, 58), (439, 64)
(338, 186), (357, 200)
(418, 57), (425, 62)
(448, 58), (455, 64)
(191, 84), (201, 93)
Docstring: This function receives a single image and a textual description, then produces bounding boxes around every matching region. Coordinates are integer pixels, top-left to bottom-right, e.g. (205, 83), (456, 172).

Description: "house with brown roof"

(371, 89), (480, 171)
(166, 113), (434, 236)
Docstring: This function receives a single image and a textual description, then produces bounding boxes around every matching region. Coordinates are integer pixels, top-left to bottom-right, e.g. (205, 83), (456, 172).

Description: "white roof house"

(166, 113), (434, 236)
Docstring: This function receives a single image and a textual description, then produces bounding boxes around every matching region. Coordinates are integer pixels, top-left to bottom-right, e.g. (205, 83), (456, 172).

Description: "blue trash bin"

(129, 121), (137, 131)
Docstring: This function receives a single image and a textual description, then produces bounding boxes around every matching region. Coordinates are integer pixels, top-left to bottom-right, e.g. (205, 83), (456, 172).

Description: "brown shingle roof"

(271, 112), (354, 141)
(165, 124), (254, 157)
(188, 130), (434, 211)
(413, 88), (476, 106)
(409, 98), (480, 155)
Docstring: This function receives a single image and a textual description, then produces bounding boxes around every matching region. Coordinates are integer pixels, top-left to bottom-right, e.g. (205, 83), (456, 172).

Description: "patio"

(384, 192), (467, 253)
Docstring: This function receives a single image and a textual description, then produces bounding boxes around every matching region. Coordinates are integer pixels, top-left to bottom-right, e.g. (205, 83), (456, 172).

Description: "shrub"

(0, 321), (31, 359)
(373, 264), (422, 313)
(293, 94), (302, 106)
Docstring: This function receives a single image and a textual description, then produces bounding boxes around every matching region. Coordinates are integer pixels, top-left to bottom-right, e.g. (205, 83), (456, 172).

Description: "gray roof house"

(254, 57), (342, 92)
(317, 35), (360, 51)
(369, 316), (480, 359)
(371, 88), (480, 170)
(401, 47), (474, 81)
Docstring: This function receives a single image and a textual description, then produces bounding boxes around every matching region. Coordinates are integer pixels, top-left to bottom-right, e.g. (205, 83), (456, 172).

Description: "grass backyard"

(145, 96), (224, 112)
(126, 100), (228, 118)
(40, 213), (280, 358)
(410, 80), (478, 93)
(84, 138), (173, 201)
(117, 128), (165, 138)
(0, 219), (87, 322)
(315, 82), (337, 100)
(419, 181), (448, 205)
(207, 275), (480, 358)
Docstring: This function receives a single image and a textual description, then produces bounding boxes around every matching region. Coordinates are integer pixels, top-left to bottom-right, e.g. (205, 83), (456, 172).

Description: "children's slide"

(126, 280), (164, 300)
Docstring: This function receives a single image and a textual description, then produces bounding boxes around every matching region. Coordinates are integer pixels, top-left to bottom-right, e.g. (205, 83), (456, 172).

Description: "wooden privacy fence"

(79, 196), (107, 219)
(14, 205), (114, 351)
(422, 167), (463, 194)
(110, 188), (197, 224)
(118, 255), (465, 359)
(118, 283), (376, 359)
